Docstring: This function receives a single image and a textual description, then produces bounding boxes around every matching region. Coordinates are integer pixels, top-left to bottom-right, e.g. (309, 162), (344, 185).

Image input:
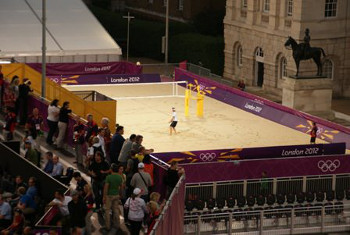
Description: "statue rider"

(302, 28), (311, 58)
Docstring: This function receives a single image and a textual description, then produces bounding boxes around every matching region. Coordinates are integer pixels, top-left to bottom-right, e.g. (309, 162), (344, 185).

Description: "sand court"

(66, 84), (327, 153)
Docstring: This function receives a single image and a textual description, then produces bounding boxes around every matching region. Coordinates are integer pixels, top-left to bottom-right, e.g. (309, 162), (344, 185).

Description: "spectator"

(130, 163), (152, 202)
(9, 76), (20, 115)
(103, 164), (122, 231)
(26, 177), (37, 199)
(117, 165), (127, 201)
(72, 172), (87, 196)
(24, 141), (39, 167)
(3, 83), (16, 111)
(43, 152), (54, 175)
(13, 176), (27, 195)
(17, 187), (36, 218)
(48, 190), (72, 229)
(73, 116), (86, 167)
(56, 101), (72, 149)
(51, 156), (64, 178)
(89, 136), (104, 161)
(124, 188), (149, 235)
(131, 135), (154, 155)
(0, 195), (12, 230)
(18, 79), (32, 125)
(143, 155), (154, 186)
(88, 152), (110, 210)
(118, 134), (136, 167)
(260, 171), (268, 196)
(68, 190), (87, 232)
(146, 199), (165, 234)
(238, 79), (246, 91)
(25, 108), (44, 140)
(101, 117), (111, 161)
(83, 184), (95, 235)
(3, 107), (16, 141)
(0, 65), (4, 108)
(0, 208), (24, 235)
(97, 128), (106, 157)
(164, 161), (184, 199)
(134, 146), (145, 162)
(110, 125), (125, 164)
(85, 114), (98, 142)
(310, 122), (318, 144)
(46, 99), (60, 145)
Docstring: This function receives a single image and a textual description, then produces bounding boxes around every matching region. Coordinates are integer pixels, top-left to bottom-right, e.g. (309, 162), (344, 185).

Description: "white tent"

(0, 0), (122, 63)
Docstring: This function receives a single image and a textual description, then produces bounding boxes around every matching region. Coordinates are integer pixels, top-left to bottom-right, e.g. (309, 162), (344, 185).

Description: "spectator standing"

(238, 80), (246, 91)
(97, 128), (106, 157)
(46, 99), (60, 145)
(103, 164), (123, 231)
(310, 122), (318, 144)
(124, 188), (149, 235)
(110, 125), (125, 164)
(68, 190), (87, 232)
(3, 83), (16, 111)
(260, 171), (269, 196)
(130, 163), (152, 202)
(3, 107), (16, 141)
(73, 116), (86, 167)
(10, 76), (20, 115)
(56, 101), (72, 149)
(83, 184), (95, 235)
(165, 161), (184, 199)
(51, 156), (64, 179)
(72, 172), (87, 196)
(0, 65), (4, 108)
(25, 108), (44, 140)
(117, 165), (127, 201)
(118, 134), (136, 167)
(18, 79), (32, 125)
(143, 155), (154, 187)
(88, 152), (110, 210)
(43, 152), (54, 175)
(131, 135), (154, 155)
(24, 141), (39, 167)
(0, 195), (12, 230)
(101, 117), (111, 161)
(85, 114), (98, 142)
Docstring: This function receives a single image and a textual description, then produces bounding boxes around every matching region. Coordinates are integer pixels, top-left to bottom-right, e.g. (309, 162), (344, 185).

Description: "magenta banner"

(182, 155), (350, 183)
(27, 62), (142, 76)
(175, 68), (350, 149)
(49, 73), (161, 85)
(153, 143), (345, 164)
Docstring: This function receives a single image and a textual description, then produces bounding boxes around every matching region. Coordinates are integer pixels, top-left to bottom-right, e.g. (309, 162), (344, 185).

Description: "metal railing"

(184, 203), (350, 234)
(185, 174), (350, 201)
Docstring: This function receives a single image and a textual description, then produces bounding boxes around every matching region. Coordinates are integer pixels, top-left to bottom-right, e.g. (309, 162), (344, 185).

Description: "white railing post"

(273, 178), (277, 195)
(197, 215), (201, 235)
(321, 207), (325, 233)
(243, 180), (247, 197)
(302, 176), (307, 193)
(213, 182), (217, 199)
(259, 210), (263, 235)
(332, 174), (336, 191)
(228, 213), (232, 235)
(291, 208), (295, 234)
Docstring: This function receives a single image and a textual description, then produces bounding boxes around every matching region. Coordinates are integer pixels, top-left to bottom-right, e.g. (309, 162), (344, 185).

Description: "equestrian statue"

(284, 28), (326, 77)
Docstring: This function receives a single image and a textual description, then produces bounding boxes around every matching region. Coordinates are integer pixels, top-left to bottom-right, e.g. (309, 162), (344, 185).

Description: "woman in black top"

(56, 101), (72, 149)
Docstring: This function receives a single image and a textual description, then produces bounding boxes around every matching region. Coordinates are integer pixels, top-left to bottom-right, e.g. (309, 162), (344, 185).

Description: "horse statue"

(284, 36), (326, 77)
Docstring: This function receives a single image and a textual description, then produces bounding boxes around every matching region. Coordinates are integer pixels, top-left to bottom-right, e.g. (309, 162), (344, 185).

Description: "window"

(237, 46), (243, 67)
(280, 57), (287, 78)
(325, 0), (337, 18)
(263, 0), (270, 12)
(323, 59), (333, 79)
(242, 0), (247, 8)
(256, 47), (264, 57)
(287, 0), (293, 16)
(164, 0), (167, 7)
(179, 0), (184, 11)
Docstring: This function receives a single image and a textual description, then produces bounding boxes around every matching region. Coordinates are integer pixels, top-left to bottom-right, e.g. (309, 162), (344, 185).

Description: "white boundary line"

(111, 95), (186, 100)
(62, 81), (188, 88)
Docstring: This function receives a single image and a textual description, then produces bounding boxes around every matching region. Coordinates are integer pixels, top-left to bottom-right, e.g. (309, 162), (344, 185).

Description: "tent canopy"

(0, 0), (122, 62)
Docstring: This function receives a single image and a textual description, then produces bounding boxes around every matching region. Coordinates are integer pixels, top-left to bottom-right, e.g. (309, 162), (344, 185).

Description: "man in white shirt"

(48, 190), (72, 234)
(169, 107), (178, 135)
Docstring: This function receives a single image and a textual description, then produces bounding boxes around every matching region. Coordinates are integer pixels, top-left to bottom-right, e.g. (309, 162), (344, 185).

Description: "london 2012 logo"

(317, 160), (340, 173)
(199, 153), (216, 162)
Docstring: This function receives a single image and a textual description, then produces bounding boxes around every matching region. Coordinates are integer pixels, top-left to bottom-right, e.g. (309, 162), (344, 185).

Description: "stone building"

(224, 0), (350, 98)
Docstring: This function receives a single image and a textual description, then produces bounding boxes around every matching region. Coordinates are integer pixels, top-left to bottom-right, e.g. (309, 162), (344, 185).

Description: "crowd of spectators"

(0, 69), (185, 235)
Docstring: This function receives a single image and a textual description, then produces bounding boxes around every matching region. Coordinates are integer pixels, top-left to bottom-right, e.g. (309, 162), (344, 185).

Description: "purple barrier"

(175, 68), (350, 149)
(182, 155), (350, 183)
(152, 162), (168, 200)
(33, 228), (61, 235)
(27, 62), (142, 76)
(153, 143), (345, 164)
(48, 73), (161, 85)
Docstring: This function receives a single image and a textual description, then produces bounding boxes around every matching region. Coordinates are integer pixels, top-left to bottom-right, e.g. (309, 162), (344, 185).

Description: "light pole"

(42, 0), (46, 98)
(165, 0), (169, 64)
(123, 12), (134, 62)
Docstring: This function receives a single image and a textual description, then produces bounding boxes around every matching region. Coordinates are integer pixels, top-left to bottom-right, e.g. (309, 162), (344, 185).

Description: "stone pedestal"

(282, 77), (334, 120)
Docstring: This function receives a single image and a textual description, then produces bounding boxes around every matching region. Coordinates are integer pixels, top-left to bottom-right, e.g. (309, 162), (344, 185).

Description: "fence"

(184, 203), (350, 234)
(185, 174), (350, 201)
(71, 90), (114, 101)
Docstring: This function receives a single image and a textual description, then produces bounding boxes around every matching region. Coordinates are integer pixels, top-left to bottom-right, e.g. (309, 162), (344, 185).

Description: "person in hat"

(130, 163), (152, 202)
(169, 107), (178, 135)
(124, 188), (149, 235)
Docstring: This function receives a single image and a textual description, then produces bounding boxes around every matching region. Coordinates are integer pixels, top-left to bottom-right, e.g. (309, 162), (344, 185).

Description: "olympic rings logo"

(199, 153), (216, 162)
(317, 160), (340, 173)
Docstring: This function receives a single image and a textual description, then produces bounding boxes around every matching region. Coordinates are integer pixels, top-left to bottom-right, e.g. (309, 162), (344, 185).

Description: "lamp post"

(165, 0), (169, 64)
(42, 0), (46, 98)
(123, 12), (134, 62)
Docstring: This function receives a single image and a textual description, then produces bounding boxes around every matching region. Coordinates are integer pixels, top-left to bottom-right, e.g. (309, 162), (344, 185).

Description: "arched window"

(237, 46), (243, 67)
(323, 59), (333, 79)
(280, 57), (287, 78)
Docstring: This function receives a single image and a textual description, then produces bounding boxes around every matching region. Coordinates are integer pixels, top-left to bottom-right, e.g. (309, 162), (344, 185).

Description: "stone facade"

(224, 0), (350, 98)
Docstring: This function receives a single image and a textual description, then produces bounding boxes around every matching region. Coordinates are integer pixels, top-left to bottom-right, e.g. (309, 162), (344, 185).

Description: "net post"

(196, 91), (204, 118)
(185, 84), (190, 117)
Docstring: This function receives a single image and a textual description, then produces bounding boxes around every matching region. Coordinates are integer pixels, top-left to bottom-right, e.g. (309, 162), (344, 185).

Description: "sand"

(66, 84), (327, 153)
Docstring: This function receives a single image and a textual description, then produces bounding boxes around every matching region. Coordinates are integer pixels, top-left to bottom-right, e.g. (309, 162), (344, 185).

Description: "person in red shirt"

(4, 107), (16, 141)
(143, 155), (154, 186)
(1, 208), (24, 235)
(310, 122), (318, 144)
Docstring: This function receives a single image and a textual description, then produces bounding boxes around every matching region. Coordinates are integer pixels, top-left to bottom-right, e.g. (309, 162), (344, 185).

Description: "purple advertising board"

(153, 143), (346, 164)
(48, 73), (161, 85)
(175, 68), (350, 149)
(27, 62), (142, 76)
(182, 154), (350, 183)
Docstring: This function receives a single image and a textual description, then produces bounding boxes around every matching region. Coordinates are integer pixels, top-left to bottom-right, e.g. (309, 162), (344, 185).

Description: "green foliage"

(193, 10), (225, 36)
(169, 33), (224, 75)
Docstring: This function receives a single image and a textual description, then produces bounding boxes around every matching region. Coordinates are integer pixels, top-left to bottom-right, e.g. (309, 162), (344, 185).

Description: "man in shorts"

(169, 107), (178, 135)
